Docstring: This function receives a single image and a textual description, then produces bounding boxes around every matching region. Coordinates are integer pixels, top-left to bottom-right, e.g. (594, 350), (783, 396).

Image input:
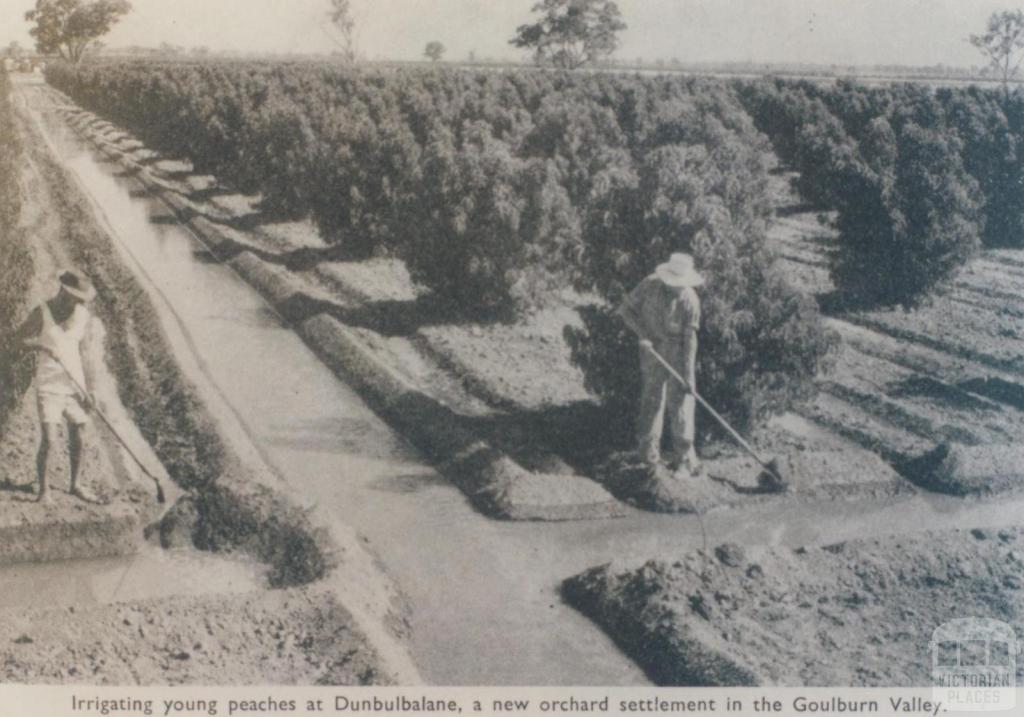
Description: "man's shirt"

(616, 276), (700, 342)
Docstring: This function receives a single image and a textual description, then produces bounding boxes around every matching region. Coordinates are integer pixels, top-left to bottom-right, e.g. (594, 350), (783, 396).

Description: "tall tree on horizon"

(971, 9), (1024, 98)
(510, 0), (626, 70)
(327, 0), (357, 62)
(25, 0), (131, 64)
(424, 41), (446, 62)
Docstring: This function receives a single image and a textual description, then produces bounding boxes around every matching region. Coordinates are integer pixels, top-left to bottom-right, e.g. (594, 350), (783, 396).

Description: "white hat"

(654, 253), (704, 288)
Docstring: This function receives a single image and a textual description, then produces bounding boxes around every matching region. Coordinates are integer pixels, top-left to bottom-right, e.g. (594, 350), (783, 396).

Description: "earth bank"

(564, 526), (1024, 686)
(0, 78), (406, 685)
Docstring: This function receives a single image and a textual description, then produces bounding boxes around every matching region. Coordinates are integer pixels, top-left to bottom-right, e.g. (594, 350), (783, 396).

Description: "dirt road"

(15, 77), (1024, 685)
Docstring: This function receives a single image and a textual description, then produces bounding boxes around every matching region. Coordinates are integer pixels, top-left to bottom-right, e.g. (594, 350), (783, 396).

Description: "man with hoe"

(617, 253), (704, 476)
(12, 270), (103, 503)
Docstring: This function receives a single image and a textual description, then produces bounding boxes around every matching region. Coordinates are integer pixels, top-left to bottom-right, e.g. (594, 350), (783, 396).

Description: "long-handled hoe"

(41, 350), (167, 504)
(643, 343), (789, 492)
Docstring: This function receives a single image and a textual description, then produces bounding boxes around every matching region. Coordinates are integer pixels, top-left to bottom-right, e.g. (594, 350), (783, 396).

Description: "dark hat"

(59, 270), (97, 302)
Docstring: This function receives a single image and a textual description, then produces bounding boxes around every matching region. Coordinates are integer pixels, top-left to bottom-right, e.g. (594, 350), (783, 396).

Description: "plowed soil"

(0, 587), (386, 685)
(769, 190), (1024, 492)
(565, 526), (1024, 686)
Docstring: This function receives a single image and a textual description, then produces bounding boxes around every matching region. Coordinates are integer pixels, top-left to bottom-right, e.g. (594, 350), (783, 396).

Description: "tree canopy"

(424, 41), (445, 62)
(327, 0), (357, 62)
(25, 0), (131, 64)
(510, 0), (626, 70)
(971, 9), (1024, 96)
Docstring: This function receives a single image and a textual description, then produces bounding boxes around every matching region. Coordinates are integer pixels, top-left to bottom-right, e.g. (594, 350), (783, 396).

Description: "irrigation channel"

(9, 77), (1024, 685)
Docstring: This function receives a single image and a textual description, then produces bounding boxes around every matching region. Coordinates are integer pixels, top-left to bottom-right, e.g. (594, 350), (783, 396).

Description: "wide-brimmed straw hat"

(58, 270), (97, 302)
(654, 253), (704, 288)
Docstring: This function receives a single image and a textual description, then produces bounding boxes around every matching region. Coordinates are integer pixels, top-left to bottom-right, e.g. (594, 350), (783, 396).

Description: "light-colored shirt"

(36, 302), (92, 396)
(616, 276), (700, 342)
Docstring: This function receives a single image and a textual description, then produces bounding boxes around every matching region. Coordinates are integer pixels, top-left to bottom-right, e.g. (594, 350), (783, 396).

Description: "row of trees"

(0, 72), (35, 436)
(17, 0), (1024, 96)
(739, 79), (1024, 307)
(46, 60), (836, 431)
(19, 0), (624, 68)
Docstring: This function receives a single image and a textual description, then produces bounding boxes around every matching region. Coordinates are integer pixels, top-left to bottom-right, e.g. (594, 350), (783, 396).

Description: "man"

(616, 253), (704, 474)
(13, 270), (102, 503)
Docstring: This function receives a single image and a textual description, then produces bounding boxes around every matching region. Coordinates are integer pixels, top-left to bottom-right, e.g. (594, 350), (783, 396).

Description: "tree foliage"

(424, 41), (445, 62)
(510, 0), (626, 70)
(937, 86), (1024, 248)
(25, 0), (131, 63)
(831, 117), (983, 308)
(738, 78), (1024, 307)
(971, 9), (1024, 97)
(327, 0), (357, 63)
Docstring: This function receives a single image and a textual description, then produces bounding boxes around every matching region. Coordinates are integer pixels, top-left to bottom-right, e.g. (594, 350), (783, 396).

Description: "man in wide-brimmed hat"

(616, 253), (704, 473)
(13, 270), (103, 503)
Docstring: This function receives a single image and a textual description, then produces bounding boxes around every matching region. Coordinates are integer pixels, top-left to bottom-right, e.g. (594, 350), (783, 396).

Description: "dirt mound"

(493, 465), (629, 521)
(564, 526), (1024, 686)
(595, 452), (731, 514)
(0, 586), (387, 685)
(902, 443), (1024, 496)
(706, 448), (911, 500)
(596, 446), (910, 513)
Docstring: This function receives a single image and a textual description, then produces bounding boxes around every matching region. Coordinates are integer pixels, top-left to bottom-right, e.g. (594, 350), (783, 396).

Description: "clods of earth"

(0, 587), (387, 684)
(564, 525), (1024, 686)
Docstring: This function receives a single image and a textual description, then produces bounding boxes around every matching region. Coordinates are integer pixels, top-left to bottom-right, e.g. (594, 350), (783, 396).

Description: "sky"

(0, 0), (1015, 67)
